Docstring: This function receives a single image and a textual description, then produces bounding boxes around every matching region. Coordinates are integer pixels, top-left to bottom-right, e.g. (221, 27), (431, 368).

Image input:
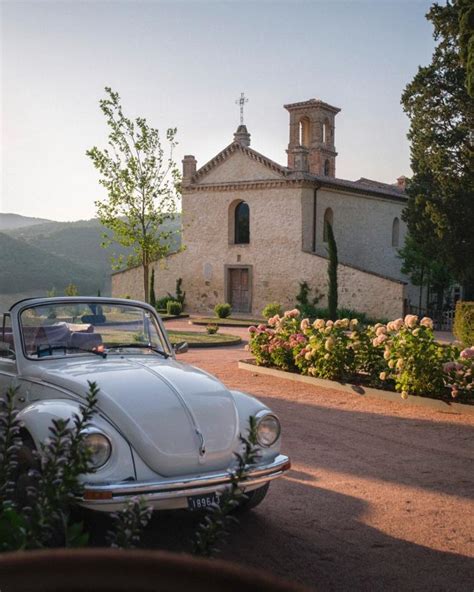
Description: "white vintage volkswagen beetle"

(0, 297), (290, 513)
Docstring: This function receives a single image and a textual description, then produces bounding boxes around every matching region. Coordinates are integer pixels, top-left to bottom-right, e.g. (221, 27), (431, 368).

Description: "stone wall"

(308, 187), (408, 281)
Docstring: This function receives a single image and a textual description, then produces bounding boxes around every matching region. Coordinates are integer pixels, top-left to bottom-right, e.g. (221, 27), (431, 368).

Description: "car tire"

(236, 483), (270, 512)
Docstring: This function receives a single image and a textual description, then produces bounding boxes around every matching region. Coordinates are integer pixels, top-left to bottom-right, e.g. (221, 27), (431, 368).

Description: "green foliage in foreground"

(0, 382), (151, 551)
(193, 416), (261, 557)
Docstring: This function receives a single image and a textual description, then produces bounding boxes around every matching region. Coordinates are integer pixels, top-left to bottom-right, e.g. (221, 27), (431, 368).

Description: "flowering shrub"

(294, 318), (356, 380)
(262, 302), (283, 320)
(379, 316), (455, 398)
(248, 310), (301, 371)
(248, 311), (471, 402)
(443, 347), (474, 398)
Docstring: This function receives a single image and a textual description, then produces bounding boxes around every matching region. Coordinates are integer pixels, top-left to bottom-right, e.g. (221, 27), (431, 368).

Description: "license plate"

(187, 492), (219, 511)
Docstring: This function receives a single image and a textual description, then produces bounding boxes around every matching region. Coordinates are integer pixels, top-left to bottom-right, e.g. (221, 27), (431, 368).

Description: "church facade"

(112, 98), (412, 320)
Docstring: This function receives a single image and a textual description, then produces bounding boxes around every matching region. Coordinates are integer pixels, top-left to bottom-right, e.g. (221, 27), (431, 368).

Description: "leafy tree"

(398, 234), (453, 310)
(87, 88), (181, 303)
(401, 1), (474, 299)
(327, 223), (338, 321)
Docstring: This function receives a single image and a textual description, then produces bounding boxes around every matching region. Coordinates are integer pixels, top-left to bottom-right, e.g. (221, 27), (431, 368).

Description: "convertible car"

(0, 297), (290, 513)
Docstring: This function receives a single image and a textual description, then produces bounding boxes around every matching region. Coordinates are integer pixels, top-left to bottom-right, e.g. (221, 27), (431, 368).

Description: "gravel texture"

(146, 319), (474, 591)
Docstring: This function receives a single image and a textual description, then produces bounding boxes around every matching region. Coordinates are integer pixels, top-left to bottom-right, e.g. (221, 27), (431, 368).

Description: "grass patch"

(191, 317), (262, 327)
(167, 330), (241, 347)
(160, 313), (189, 321)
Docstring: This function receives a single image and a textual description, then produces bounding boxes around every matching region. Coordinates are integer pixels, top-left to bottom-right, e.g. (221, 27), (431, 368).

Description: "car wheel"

(236, 483), (270, 512)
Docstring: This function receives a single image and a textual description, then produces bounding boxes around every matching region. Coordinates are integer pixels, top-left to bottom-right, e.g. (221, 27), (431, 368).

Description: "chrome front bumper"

(81, 454), (290, 512)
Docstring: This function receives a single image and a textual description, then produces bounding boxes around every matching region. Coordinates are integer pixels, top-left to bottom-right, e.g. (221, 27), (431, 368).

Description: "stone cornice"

(184, 178), (315, 193)
(284, 99), (341, 114)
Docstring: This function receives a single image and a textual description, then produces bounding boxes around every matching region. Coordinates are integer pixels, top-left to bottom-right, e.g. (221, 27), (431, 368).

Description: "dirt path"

(148, 320), (474, 591)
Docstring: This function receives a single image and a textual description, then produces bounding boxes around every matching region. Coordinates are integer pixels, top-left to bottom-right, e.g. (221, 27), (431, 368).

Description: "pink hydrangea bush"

(293, 318), (357, 380)
(248, 310), (466, 401)
(248, 311), (301, 371)
(378, 315), (456, 398)
(443, 347), (474, 398)
(350, 322), (388, 382)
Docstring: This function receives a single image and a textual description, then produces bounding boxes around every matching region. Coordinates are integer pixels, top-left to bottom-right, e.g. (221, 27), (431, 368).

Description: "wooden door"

(229, 268), (250, 313)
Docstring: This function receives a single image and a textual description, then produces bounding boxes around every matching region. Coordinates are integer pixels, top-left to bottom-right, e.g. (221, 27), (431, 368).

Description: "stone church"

(112, 98), (413, 320)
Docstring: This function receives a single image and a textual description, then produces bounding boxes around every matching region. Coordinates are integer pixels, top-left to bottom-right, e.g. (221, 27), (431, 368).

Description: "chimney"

(182, 155), (197, 184)
(396, 175), (407, 191)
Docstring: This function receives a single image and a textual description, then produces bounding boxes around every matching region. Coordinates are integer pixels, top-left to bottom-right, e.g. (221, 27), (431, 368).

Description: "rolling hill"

(0, 214), (182, 309)
(0, 232), (103, 295)
(0, 213), (53, 231)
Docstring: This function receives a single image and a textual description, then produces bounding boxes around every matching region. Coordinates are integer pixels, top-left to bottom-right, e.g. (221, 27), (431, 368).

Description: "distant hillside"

(0, 216), (182, 305)
(0, 232), (103, 295)
(8, 216), (182, 273)
(0, 213), (53, 231)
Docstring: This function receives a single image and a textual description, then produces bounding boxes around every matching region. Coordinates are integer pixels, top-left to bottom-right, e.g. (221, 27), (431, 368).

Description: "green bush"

(206, 324), (219, 335)
(166, 301), (182, 316)
(214, 303), (232, 319)
(295, 281), (323, 319)
(262, 302), (283, 319)
(155, 296), (173, 310)
(453, 301), (474, 346)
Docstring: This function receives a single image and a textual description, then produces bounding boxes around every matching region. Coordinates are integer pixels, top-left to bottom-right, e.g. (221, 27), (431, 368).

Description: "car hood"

(26, 355), (240, 477)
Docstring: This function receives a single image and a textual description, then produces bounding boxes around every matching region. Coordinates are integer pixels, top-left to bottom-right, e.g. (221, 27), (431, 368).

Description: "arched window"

(235, 201), (250, 244)
(299, 117), (311, 147)
(322, 120), (330, 145)
(324, 159), (330, 176)
(323, 208), (333, 242)
(392, 217), (400, 247)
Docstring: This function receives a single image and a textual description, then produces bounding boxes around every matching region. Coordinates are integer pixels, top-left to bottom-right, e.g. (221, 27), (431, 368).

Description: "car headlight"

(256, 414), (281, 447)
(84, 432), (112, 468)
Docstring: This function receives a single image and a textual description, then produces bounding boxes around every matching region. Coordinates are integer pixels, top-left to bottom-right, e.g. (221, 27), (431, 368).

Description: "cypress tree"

(327, 223), (338, 321)
(149, 268), (156, 308)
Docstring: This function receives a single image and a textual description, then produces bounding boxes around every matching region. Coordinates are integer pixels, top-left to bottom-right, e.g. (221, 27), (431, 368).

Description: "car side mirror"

(174, 341), (189, 354)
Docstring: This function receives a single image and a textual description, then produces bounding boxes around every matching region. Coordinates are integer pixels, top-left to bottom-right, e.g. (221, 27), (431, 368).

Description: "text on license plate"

(187, 492), (219, 511)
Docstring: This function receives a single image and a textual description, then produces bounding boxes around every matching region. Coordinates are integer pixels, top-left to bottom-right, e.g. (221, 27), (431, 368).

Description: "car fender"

(230, 390), (281, 460)
(17, 399), (136, 483)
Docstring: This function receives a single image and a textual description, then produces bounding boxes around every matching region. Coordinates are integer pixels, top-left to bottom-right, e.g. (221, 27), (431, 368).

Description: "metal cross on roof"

(235, 92), (248, 125)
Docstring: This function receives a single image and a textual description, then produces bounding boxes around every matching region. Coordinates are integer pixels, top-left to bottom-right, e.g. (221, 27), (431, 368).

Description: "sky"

(1, 0), (435, 222)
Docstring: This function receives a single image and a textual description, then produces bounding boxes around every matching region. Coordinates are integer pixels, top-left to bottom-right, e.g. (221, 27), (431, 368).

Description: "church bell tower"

(285, 99), (340, 177)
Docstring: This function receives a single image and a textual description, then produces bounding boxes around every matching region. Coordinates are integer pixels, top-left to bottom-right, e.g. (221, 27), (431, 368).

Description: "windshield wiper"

(107, 343), (169, 358)
(36, 344), (107, 358)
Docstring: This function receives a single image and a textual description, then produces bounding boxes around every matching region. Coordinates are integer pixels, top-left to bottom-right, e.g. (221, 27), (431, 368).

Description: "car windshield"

(19, 301), (170, 359)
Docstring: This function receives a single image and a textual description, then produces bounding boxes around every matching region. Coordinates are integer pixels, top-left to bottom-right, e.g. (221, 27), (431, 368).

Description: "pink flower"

(404, 314), (418, 329)
(443, 362), (456, 373)
(248, 326), (257, 334)
(420, 317), (434, 330)
(460, 347), (474, 360)
(300, 318), (310, 331)
(284, 309), (300, 319)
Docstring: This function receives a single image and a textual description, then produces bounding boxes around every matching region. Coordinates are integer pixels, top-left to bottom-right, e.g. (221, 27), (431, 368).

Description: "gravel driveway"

(147, 320), (474, 591)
